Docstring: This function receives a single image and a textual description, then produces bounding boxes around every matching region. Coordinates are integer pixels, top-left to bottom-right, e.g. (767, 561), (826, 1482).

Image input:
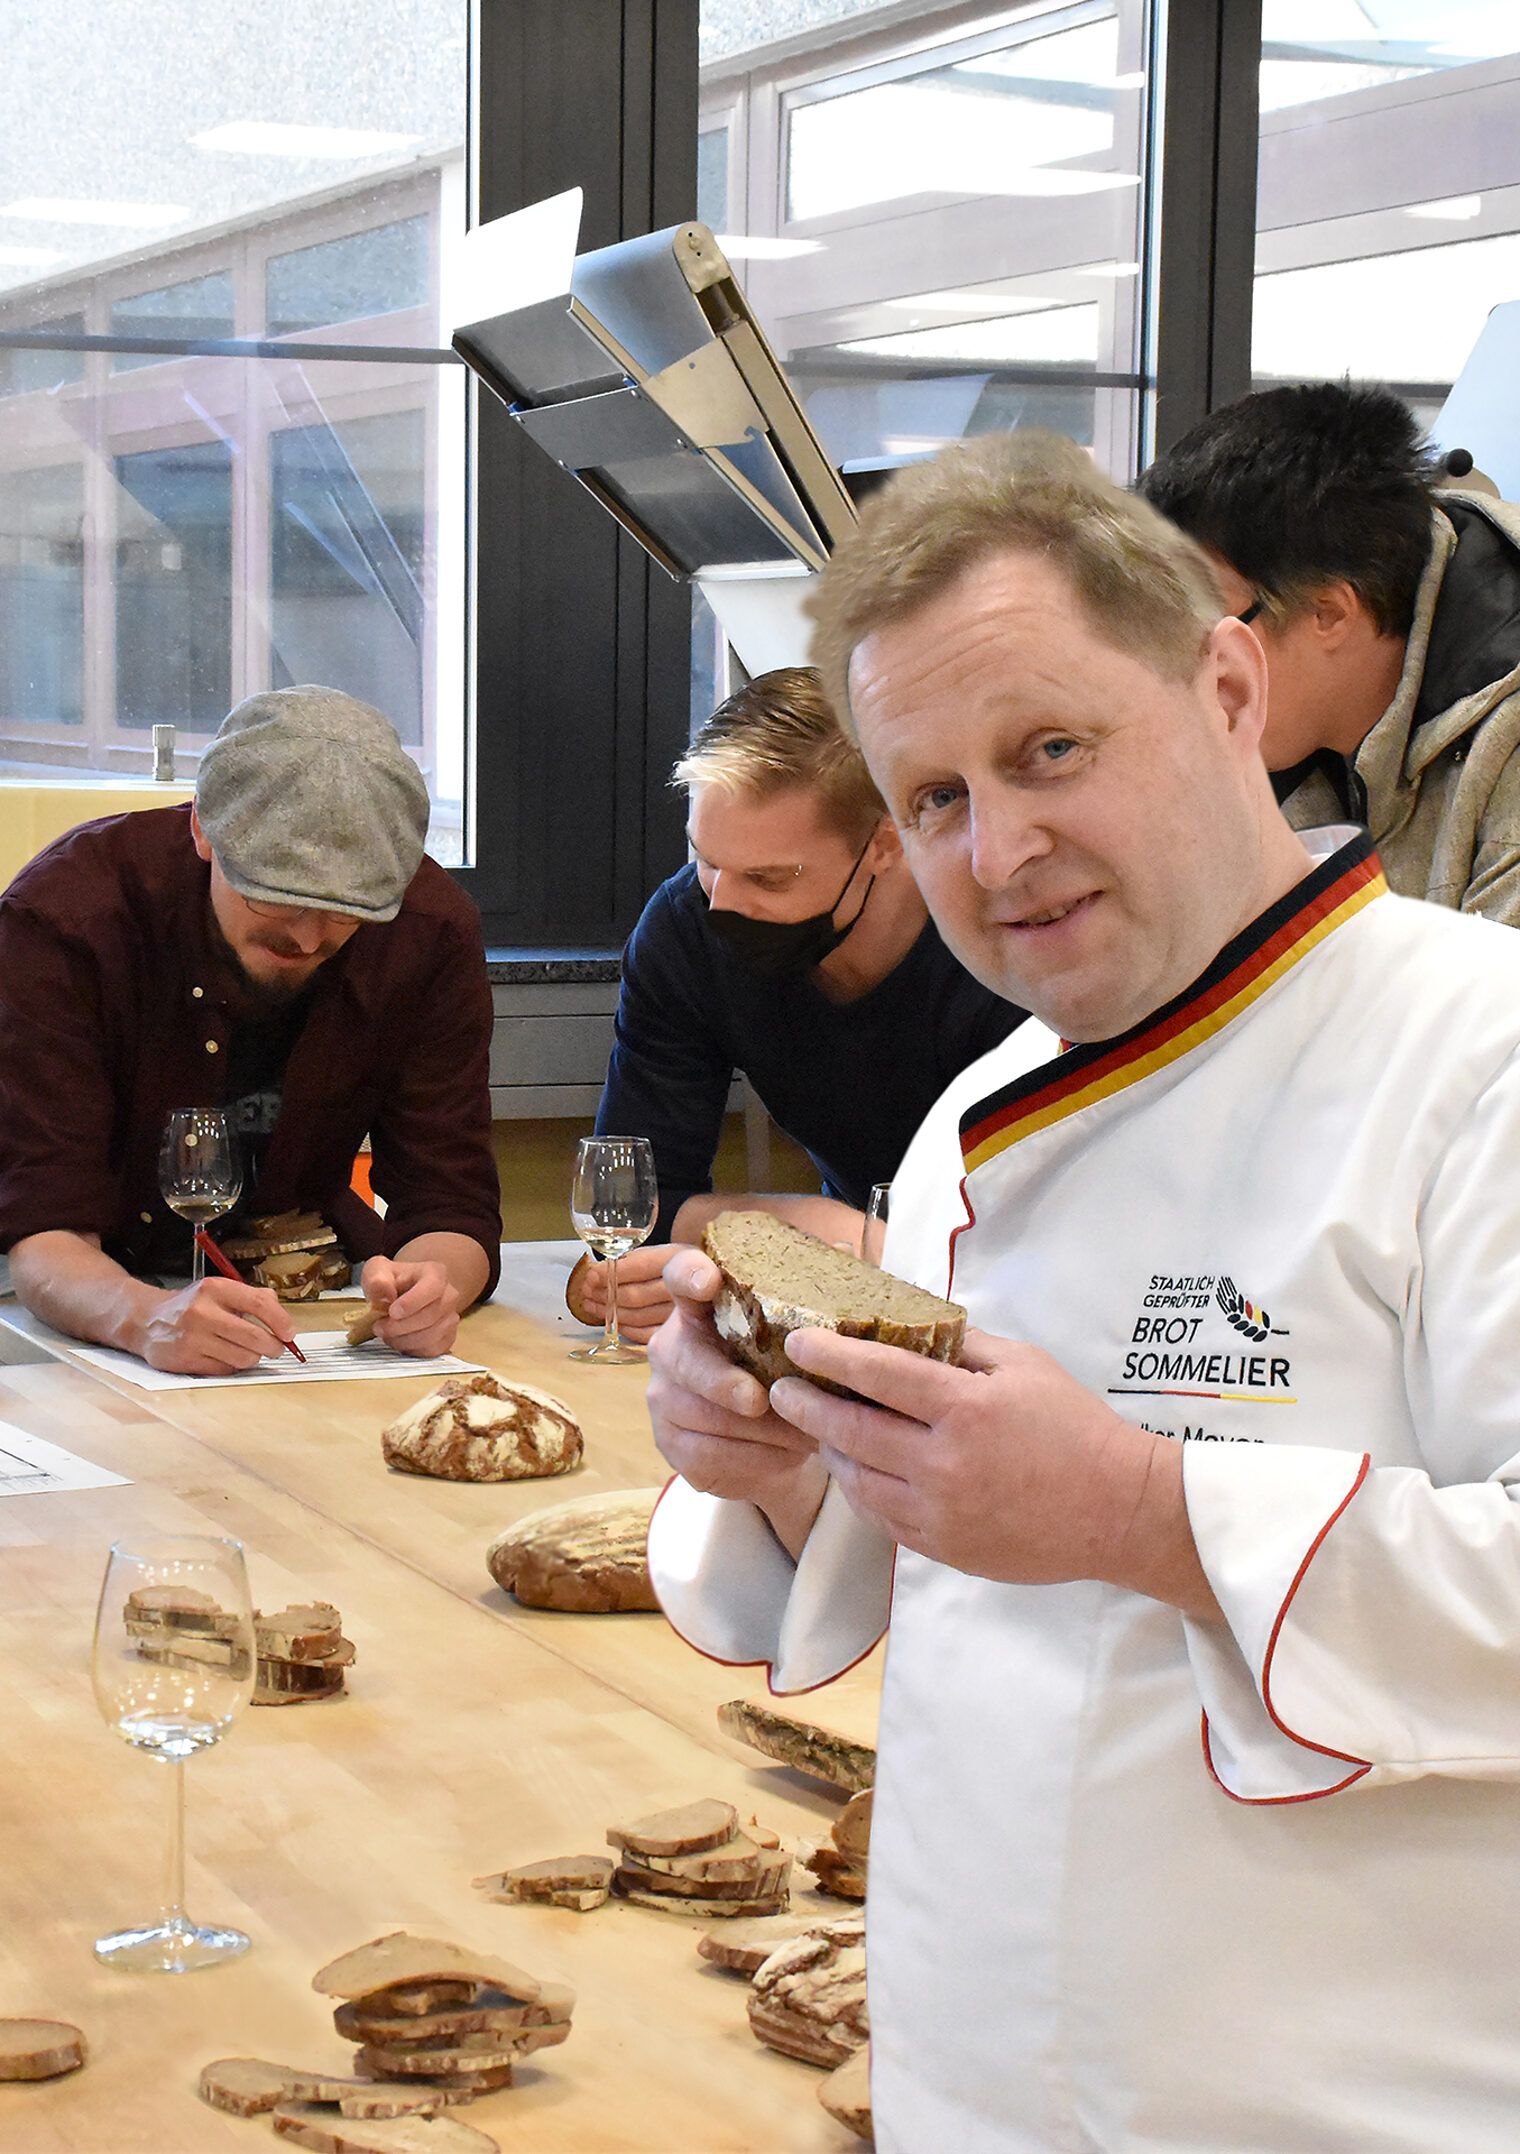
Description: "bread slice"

(818, 2046), (873, 2142)
(696, 1915), (815, 1975)
(564, 1253), (597, 1326)
(473, 1856), (615, 1910)
(335, 1983), (572, 2045)
(0, 2019), (86, 2081)
(270, 2106), (500, 2154)
(312, 1934), (540, 2004)
(606, 1799), (737, 1858)
(702, 1211), (964, 1390)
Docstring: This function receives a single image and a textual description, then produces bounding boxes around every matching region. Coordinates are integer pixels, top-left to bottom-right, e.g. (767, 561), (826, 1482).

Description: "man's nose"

(968, 796), (1053, 890)
(287, 913), (330, 952)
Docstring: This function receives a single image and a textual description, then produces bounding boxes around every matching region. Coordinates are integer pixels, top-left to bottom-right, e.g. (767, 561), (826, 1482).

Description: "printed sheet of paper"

(0, 1419), (131, 1495)
(59, 1333), (487, 1393)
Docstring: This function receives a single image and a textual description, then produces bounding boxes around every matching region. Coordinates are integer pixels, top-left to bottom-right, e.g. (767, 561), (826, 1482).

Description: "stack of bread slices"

(607, 1799), (791, 1917)
(316, 1934), (574, 2094)
(800, 1788), (871, 1900)
(125, 1586), (252, 1680)
(221, 1212), (350, 1299)
(254, 1603), (356, 1706)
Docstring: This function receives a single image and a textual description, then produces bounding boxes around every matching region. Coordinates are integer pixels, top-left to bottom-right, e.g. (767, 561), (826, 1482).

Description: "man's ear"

(1209, 615), (1270, 751)
(189, 803), (213, 863)
(1306, 580), (1371, 651)
(866, 812), (904, 868)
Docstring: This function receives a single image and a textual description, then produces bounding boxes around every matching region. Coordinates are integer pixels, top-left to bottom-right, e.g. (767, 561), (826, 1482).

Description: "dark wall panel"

(466, 0), (698, 946)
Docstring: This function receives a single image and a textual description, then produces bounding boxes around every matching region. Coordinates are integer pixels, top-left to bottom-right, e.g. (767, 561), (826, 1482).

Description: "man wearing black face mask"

(580, 668), (1027, 1340)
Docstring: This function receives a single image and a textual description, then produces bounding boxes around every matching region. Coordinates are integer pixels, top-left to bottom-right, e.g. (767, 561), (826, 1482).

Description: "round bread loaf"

(381, 1375), (583, 1482)
(486, 1488), (663, 1611)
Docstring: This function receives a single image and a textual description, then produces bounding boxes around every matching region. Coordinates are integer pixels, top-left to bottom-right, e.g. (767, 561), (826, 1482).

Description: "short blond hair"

(808, 430), (1224, 731)
(673, 666), (886, 847)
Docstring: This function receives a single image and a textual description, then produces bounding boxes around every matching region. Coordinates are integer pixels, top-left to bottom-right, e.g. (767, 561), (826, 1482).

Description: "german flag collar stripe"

(959, 834), (1387, 1174)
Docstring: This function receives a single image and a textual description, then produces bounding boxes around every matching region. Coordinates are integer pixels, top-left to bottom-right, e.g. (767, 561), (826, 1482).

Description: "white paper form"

(0, 1419), (130, 1495)
(48, 1333), (487, 1394)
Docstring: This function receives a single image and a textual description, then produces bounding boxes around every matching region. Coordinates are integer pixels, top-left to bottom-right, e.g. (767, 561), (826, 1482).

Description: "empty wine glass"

(159, 1109), (242, 1283)
(569, 1135), (657, 1364)
(91, 1535), (256, 1972)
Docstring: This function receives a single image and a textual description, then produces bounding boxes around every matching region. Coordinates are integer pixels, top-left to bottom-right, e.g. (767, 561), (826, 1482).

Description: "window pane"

(700, 0), (1149, 510)
(270, 409), (426, 747)
(0, 1), (466, 852)
(1254, 3), (1520, 418)
(0, 316), (86, 398)
(266, 216), (430, 336)
(110, 272), (235, 370)
(114, 441), (232, 728)
(787, 18), (1124, 222)
(0, 465), (84, 727)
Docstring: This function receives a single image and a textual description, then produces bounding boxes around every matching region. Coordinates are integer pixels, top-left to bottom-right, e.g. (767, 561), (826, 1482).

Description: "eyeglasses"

(241, 896), (360, 928)
(1236, 599), (1264, 626)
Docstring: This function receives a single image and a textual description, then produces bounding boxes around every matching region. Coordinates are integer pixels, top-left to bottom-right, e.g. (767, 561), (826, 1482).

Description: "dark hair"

(1137, 382), (1441, 637)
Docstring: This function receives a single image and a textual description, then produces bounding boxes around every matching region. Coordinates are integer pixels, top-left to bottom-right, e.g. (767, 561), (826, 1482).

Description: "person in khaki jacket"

(1139, 380), (1520, 920)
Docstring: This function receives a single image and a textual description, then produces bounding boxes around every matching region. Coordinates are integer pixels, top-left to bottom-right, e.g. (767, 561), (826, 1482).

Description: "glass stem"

(604, 1255), (621, 1354)
(191, 1237), (205, 1286)
(161, 1756), (188, 1930)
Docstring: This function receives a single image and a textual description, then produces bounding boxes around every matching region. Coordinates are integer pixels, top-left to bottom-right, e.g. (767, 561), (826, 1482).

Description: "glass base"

(569, 1340), (646, 1364)
(95, 1915), (249, 1973)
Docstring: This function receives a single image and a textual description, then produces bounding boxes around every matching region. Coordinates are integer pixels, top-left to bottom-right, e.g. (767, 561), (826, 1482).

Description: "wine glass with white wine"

(158, 1109), (242, 1283)
(91, 1535), (256, 1972)
(569, 1135), (658, 1364)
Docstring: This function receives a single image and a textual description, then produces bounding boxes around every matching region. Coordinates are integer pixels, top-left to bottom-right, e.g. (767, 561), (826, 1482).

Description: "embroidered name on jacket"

(1115, 1271), (1293, 1401)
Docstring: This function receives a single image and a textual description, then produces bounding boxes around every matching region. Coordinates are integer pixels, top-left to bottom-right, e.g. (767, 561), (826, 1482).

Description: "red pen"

(194, 1229), (308, 1363)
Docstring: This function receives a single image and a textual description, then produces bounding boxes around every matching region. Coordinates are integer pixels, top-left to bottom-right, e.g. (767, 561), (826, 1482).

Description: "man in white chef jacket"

(644, 429), (1520, 2154)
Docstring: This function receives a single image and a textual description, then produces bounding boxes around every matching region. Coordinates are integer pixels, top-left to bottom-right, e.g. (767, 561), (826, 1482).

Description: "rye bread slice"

(606, 1799), (737, 1859)
(313, 1934), (540, 2004)
(702, 1211), (964, 1391)
(255, 1604), (345, 1661)
(818, 2046), (873, 2142)
(747, 1915), (868, 2068)
(335, 1983), (571, 2045)
(0, 2019), (86, 2080)
(200, 2062), (458, 2120)
(270, 2105), (500, 2154)
(199, 2058), (299, 2116)
(614, 1855), (790, 1901)
(354, 2032), (559, 2077)
(474, 1856), (614, 1910)
(697, 1915), (815, 1974)
(614, 1883), (788, 1919)
(623, 1831), (776, 1883)
(801, 1845), (868, 1900)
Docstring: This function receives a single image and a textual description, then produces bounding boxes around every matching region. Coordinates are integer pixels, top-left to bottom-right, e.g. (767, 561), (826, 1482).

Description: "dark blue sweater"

(596, 863), (1028, 1239)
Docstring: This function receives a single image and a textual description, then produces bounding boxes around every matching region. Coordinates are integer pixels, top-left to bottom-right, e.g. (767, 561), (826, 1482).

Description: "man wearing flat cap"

(0, 686), (500, 1375)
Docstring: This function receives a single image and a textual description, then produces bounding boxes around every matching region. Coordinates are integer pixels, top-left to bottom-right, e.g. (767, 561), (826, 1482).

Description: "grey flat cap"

(196, 686), (430, 922)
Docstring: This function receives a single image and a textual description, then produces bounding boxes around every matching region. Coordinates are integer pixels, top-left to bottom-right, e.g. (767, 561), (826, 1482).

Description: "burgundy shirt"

(0, 804), (501, 1295)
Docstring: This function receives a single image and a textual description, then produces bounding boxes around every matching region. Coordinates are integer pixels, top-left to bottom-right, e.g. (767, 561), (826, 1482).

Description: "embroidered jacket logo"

(1215, 1276), (1288, 1344)
(1111, 1271), (1296, 1403)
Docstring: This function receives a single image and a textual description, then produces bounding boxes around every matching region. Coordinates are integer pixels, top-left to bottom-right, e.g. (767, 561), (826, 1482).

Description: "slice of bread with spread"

(702, 1211), (965, 1390)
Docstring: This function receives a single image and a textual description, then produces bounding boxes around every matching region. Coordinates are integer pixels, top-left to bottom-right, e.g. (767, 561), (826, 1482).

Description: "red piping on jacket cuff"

(647, 1473), (892, 1699)
(1198, 1451), (1375, 1803)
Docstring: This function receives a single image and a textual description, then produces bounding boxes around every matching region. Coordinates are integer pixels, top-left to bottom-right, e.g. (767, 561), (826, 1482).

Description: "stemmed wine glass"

(569, 1135), (657, 1364)
(860, 1182), (891, 1265)
(159, 1109), (242, 1282)
(91, 1535), (256, 1972)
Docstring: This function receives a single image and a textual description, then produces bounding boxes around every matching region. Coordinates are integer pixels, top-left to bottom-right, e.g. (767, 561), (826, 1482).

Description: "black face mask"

(703, 837), (876, 979)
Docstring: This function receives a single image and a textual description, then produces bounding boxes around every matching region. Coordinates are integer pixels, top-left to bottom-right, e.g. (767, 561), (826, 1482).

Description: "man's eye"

(904, 783), (965, 833)
(1039, 737), (1078, 762)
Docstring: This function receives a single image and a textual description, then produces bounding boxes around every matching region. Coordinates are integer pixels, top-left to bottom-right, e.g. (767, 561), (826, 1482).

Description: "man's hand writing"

(770, 1327), (1222, 1620)
(646, 1247), (829, 1559)
(138, 1277), (296, 1376)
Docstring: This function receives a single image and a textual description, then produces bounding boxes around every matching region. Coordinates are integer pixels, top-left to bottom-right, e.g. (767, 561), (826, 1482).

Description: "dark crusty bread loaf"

(485, 1488), (662, 1612)
(702, 1211), (964, 1390)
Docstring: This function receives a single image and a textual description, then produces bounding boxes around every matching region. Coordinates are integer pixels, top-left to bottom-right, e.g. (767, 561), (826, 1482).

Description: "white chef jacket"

(650, 830), (1520, 2154)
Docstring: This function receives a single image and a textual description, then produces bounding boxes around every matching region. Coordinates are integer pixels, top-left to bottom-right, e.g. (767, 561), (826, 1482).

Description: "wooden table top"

(0, 1260), (881, 2153)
